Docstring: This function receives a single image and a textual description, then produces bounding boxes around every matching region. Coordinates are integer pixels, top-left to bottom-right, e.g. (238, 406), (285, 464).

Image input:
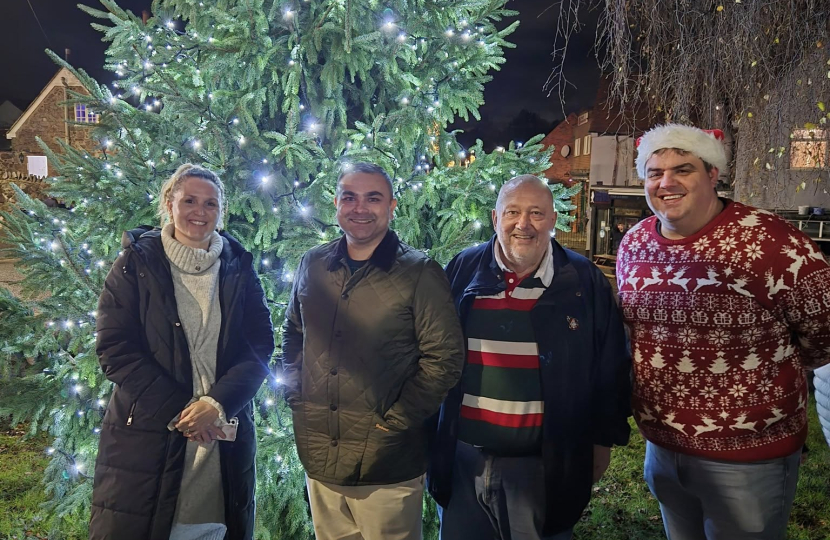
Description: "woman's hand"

(184, 424), (226, 444)
(175, 400), (220, 435)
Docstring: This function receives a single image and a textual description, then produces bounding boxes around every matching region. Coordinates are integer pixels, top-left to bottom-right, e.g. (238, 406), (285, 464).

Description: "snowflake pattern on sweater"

(617, 201), (830, 461)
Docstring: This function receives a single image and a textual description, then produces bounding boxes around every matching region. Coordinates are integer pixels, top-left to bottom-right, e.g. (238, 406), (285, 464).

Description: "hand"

(184, 424), (226, 444)
(176, 400), (220, 435)
(592, 445), (612, 484)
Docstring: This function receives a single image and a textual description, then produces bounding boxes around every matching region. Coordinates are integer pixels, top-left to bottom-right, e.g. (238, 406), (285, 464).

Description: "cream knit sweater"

(161, 224), (227, 540)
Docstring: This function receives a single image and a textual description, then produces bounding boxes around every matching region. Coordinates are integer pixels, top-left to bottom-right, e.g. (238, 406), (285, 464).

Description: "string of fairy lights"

(16, 4), (557, 482)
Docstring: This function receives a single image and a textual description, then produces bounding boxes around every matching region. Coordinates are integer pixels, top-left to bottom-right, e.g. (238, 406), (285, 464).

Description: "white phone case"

(220, 417), (238, 441)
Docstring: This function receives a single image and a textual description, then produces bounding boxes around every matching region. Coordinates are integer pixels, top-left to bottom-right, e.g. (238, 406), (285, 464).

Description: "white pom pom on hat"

(635, 124), (727, 179)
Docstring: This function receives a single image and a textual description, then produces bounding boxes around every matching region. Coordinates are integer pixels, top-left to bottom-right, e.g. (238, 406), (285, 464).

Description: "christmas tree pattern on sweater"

(618, 201), (830, 460)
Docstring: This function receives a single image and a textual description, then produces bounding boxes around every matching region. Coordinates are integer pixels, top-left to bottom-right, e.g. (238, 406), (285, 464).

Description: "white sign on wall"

(27, 156), (48, 179)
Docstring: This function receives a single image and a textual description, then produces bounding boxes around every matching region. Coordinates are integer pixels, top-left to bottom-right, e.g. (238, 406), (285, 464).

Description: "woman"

(90, 164), (274, 540)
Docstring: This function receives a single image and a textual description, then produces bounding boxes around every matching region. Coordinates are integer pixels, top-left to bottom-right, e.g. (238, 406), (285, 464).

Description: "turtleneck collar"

(161, 223), (223, 275)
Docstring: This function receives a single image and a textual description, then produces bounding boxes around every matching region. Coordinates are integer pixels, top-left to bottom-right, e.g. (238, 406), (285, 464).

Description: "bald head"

(496, 174), (554, 213)
(491, 174), (558, 278)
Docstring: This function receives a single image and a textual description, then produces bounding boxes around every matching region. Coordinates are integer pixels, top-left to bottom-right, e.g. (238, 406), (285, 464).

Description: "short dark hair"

(336, 162), (395, 199)
(653, 148), (715, 173)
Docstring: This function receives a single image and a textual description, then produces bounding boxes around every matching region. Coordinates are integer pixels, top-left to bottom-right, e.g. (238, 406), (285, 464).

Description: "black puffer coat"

(89, 226), (274, 540)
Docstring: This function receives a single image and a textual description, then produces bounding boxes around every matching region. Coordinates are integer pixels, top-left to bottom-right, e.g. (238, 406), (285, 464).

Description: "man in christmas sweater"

(617, 124), (830, 540)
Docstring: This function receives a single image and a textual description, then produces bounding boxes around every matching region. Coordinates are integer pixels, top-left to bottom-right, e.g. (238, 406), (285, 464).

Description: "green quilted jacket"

(282, 230), (464, 485)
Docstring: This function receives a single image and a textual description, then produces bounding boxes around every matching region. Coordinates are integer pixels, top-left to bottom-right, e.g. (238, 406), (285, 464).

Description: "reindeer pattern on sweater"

(617, 201), (830, 460)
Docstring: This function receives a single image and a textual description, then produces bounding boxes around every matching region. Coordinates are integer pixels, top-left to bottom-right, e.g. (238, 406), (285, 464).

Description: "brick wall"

(10, 86), (98, 176)
(572, 112), (592, 172)
(541, 113), (576, 183)
(0, 151), (26, 176)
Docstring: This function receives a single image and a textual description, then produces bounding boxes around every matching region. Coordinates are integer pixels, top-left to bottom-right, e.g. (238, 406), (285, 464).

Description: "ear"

(708, 167), (719, 189)
(389, 198), (397, 218)
(333, 196), (339, 209)
(166, 198), (173, 220)
(491, 208), (498, 229)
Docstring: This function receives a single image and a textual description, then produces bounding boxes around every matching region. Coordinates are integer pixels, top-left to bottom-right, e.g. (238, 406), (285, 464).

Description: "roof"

(0, 100), (22, 128)
(6, 67), (85, 139)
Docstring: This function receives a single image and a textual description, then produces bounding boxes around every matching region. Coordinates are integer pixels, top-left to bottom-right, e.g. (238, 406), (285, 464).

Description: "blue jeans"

(439, 441), (574, 540)
(644, 442), (801, 540)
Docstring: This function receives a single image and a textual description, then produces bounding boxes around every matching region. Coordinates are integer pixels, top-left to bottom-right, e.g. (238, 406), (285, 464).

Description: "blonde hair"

(157, 163), (226, 229)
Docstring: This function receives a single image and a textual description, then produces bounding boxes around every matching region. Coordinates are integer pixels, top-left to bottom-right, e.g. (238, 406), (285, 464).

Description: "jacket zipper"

(126, 402), (136, 426)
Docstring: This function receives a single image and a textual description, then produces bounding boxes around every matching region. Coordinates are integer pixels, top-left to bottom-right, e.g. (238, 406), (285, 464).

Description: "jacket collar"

(122, 226), (248, 266)
(325, 229), (400, 273)
(469, 235), (564, 293)
(493, 238), (554, 287)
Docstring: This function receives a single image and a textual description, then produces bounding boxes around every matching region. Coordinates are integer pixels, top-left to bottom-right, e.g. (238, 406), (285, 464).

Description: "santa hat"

(635, 124), (727, 179)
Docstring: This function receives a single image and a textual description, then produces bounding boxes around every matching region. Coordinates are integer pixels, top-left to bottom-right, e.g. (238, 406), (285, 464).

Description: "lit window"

(575, 138), (581, 157)
(578, 112), (589, 126)
(790, 129), (827, 169)
(74, 104), (99, 124)
(583, 135), (591, 155)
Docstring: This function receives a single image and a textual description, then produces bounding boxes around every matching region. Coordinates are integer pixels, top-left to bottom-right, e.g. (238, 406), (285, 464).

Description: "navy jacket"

(427, 236), (631, 535)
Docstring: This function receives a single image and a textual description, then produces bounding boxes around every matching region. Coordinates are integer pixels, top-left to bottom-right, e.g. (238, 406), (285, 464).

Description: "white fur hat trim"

(635, 124), (727, 178)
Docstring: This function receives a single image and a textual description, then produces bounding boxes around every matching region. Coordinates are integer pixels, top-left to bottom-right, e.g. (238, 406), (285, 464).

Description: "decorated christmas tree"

(0, 0), (580, 537)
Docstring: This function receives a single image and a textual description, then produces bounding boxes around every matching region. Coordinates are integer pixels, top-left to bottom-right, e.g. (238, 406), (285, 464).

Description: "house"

(2, 67), (98, 184)
(539, 113), (588, 252)
(540, 113), (577, 184)
(539, 113), (589, 254)
(542, 76), (661, 257)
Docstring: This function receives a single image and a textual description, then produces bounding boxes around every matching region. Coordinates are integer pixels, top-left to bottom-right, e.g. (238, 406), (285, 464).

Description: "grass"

(576, 394), (830, 539)
(0, 421), (50, 540)
(1, 398), (828, 540)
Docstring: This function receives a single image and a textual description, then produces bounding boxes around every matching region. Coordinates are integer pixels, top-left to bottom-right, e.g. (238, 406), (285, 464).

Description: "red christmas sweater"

(617, 201), (830, 461)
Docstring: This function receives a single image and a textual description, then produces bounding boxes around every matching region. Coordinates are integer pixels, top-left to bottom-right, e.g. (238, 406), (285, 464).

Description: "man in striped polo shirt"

(428, 175), (632, 540)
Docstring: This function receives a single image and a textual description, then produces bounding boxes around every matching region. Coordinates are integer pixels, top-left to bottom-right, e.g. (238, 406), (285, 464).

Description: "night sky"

(1, 0), (600, 144)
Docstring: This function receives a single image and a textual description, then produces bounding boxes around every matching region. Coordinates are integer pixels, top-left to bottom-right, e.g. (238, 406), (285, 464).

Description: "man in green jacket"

(282, 162), (465, 540)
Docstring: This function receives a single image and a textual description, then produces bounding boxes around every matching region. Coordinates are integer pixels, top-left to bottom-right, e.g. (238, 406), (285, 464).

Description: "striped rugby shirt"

(458, 243), (553, 455)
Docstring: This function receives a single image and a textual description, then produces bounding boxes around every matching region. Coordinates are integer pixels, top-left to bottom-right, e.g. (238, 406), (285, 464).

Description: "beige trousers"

(306, 474), (424, 540)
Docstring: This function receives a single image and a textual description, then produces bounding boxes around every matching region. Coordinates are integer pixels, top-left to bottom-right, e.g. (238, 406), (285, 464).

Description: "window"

(790, 129), (827, 169)
(575, 138), (581, 157)
(583, 135), (591, 155)
(578, 112), (589, 125)
(74, 104), (99, 124)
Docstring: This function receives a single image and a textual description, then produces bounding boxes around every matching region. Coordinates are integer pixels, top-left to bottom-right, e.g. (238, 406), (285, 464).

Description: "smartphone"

(219, 417), (238, 442)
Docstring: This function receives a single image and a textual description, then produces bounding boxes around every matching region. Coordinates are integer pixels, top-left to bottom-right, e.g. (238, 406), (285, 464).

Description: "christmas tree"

(675, 350), (695, 373)
(0, 0), (580, 537)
